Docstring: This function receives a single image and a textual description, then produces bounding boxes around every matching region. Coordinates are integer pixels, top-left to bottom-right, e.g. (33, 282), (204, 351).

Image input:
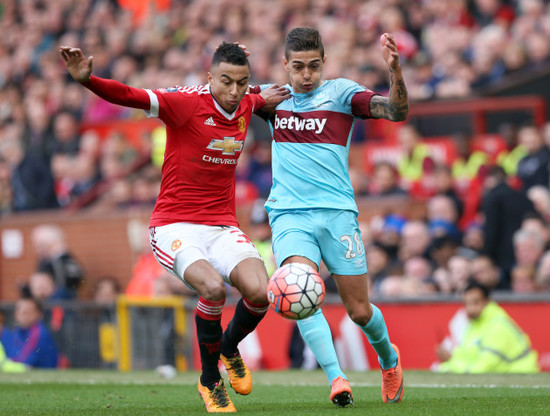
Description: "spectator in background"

(401, 256), (438, 295)
(368, 161), (408, 197)
(28, 271), (72, 301)
(520, 213), (549, 251)
(129, 172), (159, 207)
(427, 195), (462, 243)
(535, 250), (550, 292)
(69, 154), (101, 202)
(526, 185), (550, 223)
(398, 220), (432, 263)
(432, 165), (464, 220)
(512, 229), (545, 272)
(0, 128), (59, 212)
(0, 310), (27, 373)
(496, 122), (526, 177)
(471, 255), (501, 290)
(396, 125), (434, 190)
(0, 159), (13, 215)
(447, 255), (473, 293)
(51, 112), (81, 156)
(125, 221), (165, 298)
(436, 280), (539, 373)
(366, 242), (394, 296)
(22, 100), (55, 160)
(510, 265), (537, 294)
(462, 221), (484, 254)
(349, 166), (369, 197)
(481, 166), (535, 288)
(375, 214), (407, 264)
(452, 132), (489, 187)
(430, 236), (460, 275)
(1, 297), (58, 369)
(93, 277), (121, 306)
(92, 276), (120, 369)
(31, 224), (85, 298)
(471, 0), (516, 28)
(542, 121), (550, 149)
(516, 124), (550, 192)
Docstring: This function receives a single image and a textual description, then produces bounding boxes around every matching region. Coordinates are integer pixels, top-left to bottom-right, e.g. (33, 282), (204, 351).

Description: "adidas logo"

(204, 116), (216, 126)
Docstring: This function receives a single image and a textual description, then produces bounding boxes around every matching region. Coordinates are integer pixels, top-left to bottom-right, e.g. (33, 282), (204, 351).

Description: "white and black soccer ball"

(266, 263), (326, 320)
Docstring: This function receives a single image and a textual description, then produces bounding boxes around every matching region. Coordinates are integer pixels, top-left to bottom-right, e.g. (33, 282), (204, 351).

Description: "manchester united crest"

(171, 240), (182, 251)
(238, 116), (246, 133)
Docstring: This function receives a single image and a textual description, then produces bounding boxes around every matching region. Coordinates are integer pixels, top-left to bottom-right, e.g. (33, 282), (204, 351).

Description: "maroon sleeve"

(351, 90), (378, 119)
(82, 75), (150, 110)
(249, 85), (262, 94)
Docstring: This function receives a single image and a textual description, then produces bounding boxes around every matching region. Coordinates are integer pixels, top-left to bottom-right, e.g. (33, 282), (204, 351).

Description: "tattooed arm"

(369, 33), (409, 122)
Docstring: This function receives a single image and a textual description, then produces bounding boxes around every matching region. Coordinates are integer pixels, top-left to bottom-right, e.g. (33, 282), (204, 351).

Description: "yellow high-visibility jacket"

(397, 144), (430, 182)
(0, 340), (26, 373)
(439, 302), (539, 373)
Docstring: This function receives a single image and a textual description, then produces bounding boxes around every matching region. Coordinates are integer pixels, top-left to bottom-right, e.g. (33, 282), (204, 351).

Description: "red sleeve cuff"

(351, 90), (378, 119)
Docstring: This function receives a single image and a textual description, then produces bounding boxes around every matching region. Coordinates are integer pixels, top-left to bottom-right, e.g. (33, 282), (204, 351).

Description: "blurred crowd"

(353, 121), (550, 298)
(1, 0), (550, 211)
(0, 0), (550, 300)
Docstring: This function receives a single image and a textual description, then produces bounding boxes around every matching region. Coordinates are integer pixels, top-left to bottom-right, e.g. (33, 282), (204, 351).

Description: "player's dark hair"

(211, 42), (249, 68)
(464, 279), (490, 299)
(285, 27), (324, 60)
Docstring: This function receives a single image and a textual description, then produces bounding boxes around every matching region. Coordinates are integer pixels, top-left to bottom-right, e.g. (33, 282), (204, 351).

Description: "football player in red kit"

(61, 43), (289, 413)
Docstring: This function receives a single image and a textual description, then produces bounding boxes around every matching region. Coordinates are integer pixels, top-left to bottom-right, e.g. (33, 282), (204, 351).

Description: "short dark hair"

(464, 279), (490, 299)
(486, 165), (507, 183)
(285, 27), (324, 60)
(211, 42), (249, 68)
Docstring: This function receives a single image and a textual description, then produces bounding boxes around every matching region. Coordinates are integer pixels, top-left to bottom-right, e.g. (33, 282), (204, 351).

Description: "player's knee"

(240, 280), (268, 304)
(199, 280), (227, 301)
(245, 288), (268, 304)
(348, 305), (373, 327)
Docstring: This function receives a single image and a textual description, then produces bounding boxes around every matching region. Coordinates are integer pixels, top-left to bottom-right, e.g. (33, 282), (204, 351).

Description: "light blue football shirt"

(261, 78), (376, 214)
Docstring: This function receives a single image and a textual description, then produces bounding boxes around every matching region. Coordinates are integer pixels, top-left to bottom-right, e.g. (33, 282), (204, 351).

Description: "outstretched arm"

(59, 46), (150, 110)
(369, 33), (409, 122)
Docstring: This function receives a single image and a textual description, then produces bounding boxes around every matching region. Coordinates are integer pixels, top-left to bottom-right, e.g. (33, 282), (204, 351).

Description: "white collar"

(208, 85), (237, 120)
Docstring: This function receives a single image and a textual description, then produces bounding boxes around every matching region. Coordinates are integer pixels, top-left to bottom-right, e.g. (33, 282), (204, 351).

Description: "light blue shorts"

(268, 208), (368, 276)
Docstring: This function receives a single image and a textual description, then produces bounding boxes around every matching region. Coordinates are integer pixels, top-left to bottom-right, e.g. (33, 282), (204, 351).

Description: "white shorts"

(149, 223), (262, 290)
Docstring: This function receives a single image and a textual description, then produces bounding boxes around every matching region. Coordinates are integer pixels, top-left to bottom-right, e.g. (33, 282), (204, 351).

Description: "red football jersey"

(147, 85), (265, 227)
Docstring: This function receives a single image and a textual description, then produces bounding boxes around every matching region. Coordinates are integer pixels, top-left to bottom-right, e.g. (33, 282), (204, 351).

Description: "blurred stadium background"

(0, 0), (549, 372)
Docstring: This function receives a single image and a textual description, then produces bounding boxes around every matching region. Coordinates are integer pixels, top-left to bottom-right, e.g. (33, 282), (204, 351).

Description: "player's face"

(284, 49), (325, 94)
(208, 62), (250, 113)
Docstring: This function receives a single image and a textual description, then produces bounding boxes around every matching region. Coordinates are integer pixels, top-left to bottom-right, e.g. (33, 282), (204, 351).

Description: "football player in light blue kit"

(258, 28), (408, 406)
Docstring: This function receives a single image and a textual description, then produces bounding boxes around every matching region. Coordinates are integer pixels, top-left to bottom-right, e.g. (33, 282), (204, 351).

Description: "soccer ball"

(266, 263), (326, 320)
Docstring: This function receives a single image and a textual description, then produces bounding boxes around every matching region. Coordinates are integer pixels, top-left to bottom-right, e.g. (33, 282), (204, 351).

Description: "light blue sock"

(359, 304), (398, 370)
(297, 308), (346, 384)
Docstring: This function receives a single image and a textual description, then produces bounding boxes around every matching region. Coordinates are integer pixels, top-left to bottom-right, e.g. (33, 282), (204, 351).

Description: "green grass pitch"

(0, 370), (548, 415)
